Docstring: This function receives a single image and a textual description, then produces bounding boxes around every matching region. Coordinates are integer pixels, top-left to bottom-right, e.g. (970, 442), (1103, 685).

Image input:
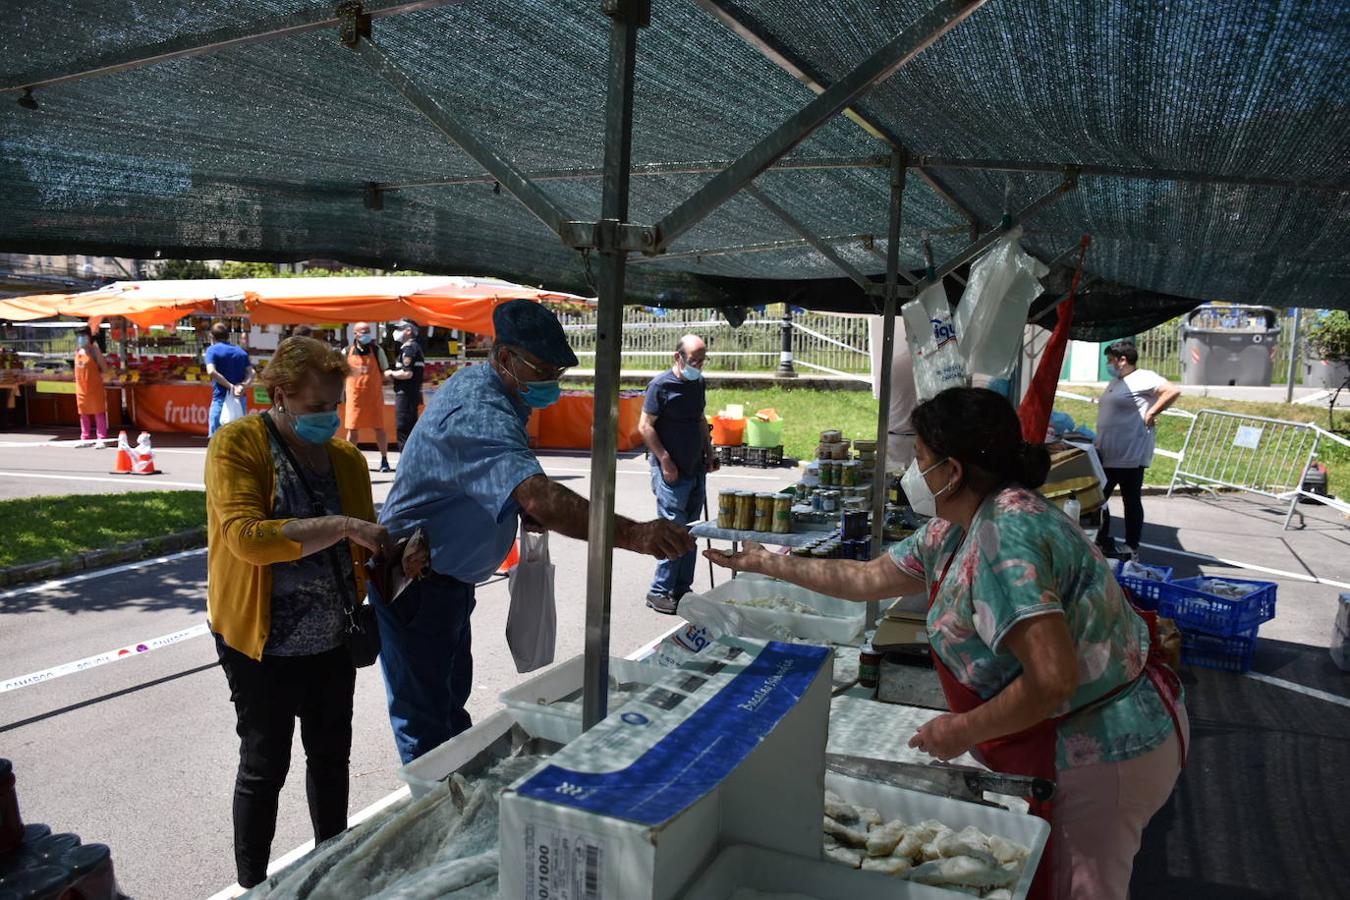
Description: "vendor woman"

(707, 387), (1186, 900)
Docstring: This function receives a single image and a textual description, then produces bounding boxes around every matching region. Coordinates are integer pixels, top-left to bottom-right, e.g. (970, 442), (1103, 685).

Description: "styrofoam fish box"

(694, 573), (866, 645)
(396, 709), (560, 800)
(499, 639), (833, 900)
(825, 772), (1051, 900)
(499, 653), (665, 744)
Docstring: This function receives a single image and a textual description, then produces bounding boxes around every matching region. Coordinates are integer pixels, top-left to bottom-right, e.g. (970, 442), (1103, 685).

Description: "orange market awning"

(0, 293), (68, 322)
(246, 275), (593, 334)
(2, 276), (593, 334)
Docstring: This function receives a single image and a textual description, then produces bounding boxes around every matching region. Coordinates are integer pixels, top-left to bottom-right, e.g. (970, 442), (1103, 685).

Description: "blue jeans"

(208, 395), (224, 437)
(372, 571), (476, 765)
(648, 468), (705, 598)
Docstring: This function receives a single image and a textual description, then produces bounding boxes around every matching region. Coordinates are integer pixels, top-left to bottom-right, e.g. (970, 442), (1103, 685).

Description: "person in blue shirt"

(639, 334), (717, 614)
(375, 299), (696, 764)
(204, 323), (255, 437)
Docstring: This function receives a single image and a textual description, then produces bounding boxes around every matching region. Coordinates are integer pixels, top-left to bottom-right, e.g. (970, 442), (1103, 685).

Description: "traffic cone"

(111, 430), (133, 474)
(131, 432), (161, 476)
(496, 539), (520, 575)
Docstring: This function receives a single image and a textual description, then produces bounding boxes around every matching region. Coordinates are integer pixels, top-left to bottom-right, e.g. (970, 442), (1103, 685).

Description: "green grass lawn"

(705, 386), (883, 461)
(0, 491), (206, 568)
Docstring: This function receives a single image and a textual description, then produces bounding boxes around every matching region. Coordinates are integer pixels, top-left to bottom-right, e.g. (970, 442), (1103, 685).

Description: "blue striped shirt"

(379, 363), (542, 585)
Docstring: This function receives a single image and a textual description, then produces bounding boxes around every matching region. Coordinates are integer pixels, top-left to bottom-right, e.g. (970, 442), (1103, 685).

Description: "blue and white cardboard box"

(499, 638), (832, 900)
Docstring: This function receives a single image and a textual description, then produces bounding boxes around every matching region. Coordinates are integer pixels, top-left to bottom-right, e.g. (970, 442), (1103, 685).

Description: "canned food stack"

(717, 489), (793, 535)
(789, 529), (872, 560)
(0, 759), (119, 900)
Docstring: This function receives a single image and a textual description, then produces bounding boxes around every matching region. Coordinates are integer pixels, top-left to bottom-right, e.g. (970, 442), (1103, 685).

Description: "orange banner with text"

(132, 383), (263, 436)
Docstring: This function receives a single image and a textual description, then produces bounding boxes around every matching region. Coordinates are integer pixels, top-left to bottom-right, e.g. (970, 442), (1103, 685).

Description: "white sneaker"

(92, 440), (108, 450)
(1123, 545), (1140, 562)
(72, 440), (92, 448)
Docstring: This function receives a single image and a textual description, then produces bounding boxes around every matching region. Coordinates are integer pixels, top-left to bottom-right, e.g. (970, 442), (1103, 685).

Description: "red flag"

(1020, 236), (1090, 442)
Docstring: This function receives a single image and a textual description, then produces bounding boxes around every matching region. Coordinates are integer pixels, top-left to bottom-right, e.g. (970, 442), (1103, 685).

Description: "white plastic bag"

(954, 228), (1048, 381)
(506, 530), (557, 673)
(902, 281), (967, 401)
(218, 393), (244, 425)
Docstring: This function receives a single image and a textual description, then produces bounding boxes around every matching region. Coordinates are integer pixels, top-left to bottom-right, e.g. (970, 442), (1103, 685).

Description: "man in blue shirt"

(203, 323), (254, 437)
(639, 334), (716, 614)
(375, 300), (696, 763)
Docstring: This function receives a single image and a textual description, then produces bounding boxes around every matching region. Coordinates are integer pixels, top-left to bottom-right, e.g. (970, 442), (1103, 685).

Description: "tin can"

(753, 492), (775, 531)
(831, 441), (851, 460)
(734, 491), (756, 531)
(820, 460), (834, 486)
(853, 439), (877, 454)
(858, 642), (882, 689)
(810, 491), (824, 512)
(840, 460), (858, 486)
(820, 429), (842, 443)
(820, 490), (839, 513)
(772, 493), (793, 534)
(717, 489), (737, 529)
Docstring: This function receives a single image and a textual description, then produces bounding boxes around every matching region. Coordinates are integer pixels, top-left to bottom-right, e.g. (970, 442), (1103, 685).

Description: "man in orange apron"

(343, 322), (391, 472)
(74, 324), (110, 448)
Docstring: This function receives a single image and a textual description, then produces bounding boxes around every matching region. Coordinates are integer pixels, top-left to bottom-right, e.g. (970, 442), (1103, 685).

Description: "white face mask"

(901, 457), (953, 518)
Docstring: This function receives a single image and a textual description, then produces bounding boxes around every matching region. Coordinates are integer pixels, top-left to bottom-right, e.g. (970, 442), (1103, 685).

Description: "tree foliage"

(1305, 311), (1350, 364)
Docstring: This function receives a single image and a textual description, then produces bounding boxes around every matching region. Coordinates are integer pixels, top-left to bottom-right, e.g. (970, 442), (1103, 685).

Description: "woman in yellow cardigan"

(204, 336), (388, 888)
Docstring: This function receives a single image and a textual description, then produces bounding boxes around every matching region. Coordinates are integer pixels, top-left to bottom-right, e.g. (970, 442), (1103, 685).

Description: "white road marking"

(1138, 542), (1350, 590)
(0, 470), (204, 489)
(205, 629), (679, 898)
(0, 547), (207, 601)
(0, 623), (210, 694)
(1245, 672), (1350, 709)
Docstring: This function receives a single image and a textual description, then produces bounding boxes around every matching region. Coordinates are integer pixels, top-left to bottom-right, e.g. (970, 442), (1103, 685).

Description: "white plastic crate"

(692, 573), (866, 645)
(498, 652), (664, 744)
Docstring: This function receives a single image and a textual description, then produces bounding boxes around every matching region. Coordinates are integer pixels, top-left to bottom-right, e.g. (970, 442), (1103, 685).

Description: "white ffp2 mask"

(902, 457), (952, 518)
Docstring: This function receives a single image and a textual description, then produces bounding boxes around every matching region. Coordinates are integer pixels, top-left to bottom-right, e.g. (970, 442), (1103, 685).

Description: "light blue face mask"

(520, 380), (561, 409)
(1106, 363), (1121, 378)
(77, 335), (90, 348)
(293, 411), (341, 444)
(358, 333), (374, 345)
(680, 363), (703, 382)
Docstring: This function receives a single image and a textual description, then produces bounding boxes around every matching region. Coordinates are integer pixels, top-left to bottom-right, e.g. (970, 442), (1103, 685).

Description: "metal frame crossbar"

(1167, 409), (1350, 530)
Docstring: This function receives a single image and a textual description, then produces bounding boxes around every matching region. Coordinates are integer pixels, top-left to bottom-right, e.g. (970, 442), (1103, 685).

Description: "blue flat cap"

(493, 299), (579, 368)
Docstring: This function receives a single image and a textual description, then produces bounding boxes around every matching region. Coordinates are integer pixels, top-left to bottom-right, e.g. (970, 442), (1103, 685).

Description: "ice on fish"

(249, 755), (541, 899)
(722, 595), (845, 618)
(821, 811), (1031, 898)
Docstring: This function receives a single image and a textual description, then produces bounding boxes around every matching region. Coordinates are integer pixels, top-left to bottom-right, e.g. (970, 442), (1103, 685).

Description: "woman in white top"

(1094, 341), (1181, 559)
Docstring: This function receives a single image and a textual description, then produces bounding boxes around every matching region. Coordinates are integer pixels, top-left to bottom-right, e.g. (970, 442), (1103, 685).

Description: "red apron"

(926, 548), (1187, 900)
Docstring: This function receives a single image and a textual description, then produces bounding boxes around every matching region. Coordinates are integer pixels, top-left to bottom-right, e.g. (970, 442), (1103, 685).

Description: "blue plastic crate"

(1181, 625), (1259, 673)
(1158, 576), (1278, 637)
(1112, 561), (1175, 611)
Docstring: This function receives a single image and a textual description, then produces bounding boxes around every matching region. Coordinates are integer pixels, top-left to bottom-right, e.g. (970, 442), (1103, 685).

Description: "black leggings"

(214, 635), (356, 887)
(1099, 466), (1147, 550)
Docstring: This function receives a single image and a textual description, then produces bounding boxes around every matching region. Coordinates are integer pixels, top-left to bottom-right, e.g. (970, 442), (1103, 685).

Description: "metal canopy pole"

(917, 175), (1078, 289)
(911, 157), (1350, 194)
(582, 0), (646, 733)
(350, 37), (576, 238)
(868, 153), (907, 628)
(653, 0), (988, 252)
(1285, 307), (1303, 404)
(3, 1), (468, 94)
(744, 185), (887, 296)
(689, 0), (982, 235)
(629, 233), (875, 264)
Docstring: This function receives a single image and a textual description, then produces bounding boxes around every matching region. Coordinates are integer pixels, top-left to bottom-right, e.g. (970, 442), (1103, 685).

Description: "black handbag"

(262, 412), (381, 668)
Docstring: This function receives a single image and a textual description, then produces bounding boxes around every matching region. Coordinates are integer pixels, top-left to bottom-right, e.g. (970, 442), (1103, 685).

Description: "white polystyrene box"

(498, 638), (832, 900)
(692, 573), (866, 645)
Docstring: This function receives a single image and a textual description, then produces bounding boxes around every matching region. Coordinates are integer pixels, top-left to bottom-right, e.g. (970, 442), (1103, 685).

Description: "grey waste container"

(1181, 304), (1280, 386)
(1303, 350), (1350, 389)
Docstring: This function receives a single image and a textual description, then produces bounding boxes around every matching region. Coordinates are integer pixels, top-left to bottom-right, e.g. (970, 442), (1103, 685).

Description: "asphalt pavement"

(0, 426), (791, 899)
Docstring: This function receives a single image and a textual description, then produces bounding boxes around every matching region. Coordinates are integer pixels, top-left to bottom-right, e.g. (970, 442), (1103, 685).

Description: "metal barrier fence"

(559, 306), (872, 377)
(1167, 408), (1350, 528)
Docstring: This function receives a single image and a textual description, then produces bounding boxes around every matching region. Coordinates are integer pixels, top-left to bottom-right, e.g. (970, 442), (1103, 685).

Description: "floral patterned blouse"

(889, 485), (1178, 770)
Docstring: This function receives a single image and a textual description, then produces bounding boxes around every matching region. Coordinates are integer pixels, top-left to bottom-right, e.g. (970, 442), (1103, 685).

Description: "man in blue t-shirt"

(639, 334), (717, 614)
(203, 323), (254, 437)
